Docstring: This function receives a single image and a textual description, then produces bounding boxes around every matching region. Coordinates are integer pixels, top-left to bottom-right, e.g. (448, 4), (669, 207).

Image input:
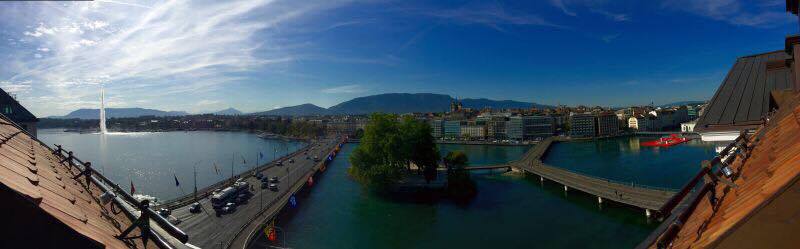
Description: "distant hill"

(660, 100), (706, 108)
(53, 108), (189, 119)
(250, 104), (330, 116)
(212, 108), (243, 115)
(249, 93), (551, 116)
(328, 93), (453, 114)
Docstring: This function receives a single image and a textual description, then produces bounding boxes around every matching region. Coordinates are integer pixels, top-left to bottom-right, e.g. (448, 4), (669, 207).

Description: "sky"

(0, 0), (796, 117)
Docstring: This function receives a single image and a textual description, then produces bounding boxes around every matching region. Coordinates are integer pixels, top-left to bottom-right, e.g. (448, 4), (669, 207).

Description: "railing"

(530, 161), (681, 192)
(0, 113), (187, 249)
(635, 122), (765, 249)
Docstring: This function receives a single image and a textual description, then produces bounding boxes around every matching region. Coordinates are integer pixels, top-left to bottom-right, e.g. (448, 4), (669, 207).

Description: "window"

(3, 106), (12, 114)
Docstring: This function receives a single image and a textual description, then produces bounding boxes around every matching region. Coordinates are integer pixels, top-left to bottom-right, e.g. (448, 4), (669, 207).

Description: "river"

(264, 137), (716, 249)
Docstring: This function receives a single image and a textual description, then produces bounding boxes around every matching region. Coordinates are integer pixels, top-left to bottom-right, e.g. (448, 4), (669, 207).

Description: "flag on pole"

(130, 180), (136, 194)
(174, 174), (180, 187)
(214, 162), (220, 175)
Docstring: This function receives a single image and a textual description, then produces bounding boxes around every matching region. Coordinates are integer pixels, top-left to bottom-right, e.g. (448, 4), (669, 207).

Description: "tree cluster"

(348, 113), (440, 190)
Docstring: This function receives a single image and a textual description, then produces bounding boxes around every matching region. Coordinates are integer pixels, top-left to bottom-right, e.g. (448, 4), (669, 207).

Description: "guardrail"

(154, 142), (311, 210)
(230, 138), (346, 249)
(635, 113), (769, 249)
(0, 112), (189, 249)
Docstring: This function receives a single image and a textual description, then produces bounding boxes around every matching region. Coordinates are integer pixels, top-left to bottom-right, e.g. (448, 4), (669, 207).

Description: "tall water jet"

(100, 87), (107, 134)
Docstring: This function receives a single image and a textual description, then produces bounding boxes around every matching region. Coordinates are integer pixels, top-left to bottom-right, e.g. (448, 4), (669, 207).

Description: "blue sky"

(0, 0), (795, 116)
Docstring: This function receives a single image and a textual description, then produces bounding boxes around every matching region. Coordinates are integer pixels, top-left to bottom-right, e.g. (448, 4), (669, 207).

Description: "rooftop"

(694, 50), (795, 133)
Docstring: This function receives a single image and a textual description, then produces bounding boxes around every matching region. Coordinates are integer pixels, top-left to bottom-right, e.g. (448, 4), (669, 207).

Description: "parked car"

(255, 172), (264, 179)
(269, 176), (279, 183)
(189, 203), (202, 213)
(261, 182), (269, 189)
(268, 183), (278, 191)
(288, 159), (294, 163)
(276, 161), (283, 166)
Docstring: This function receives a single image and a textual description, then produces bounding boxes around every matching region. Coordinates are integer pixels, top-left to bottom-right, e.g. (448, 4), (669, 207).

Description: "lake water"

(37, 129), (306, 201)
(263, 139), (716, 249)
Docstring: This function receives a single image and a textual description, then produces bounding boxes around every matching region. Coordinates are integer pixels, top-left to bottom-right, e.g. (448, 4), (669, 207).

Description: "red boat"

(641, 134), (691, 147)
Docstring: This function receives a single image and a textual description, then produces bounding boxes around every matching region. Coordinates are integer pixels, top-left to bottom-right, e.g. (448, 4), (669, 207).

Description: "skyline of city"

(0, 0), (795, 117)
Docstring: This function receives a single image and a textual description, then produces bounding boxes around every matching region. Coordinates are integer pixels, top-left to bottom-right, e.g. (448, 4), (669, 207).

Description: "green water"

(256, 139), (717, 249)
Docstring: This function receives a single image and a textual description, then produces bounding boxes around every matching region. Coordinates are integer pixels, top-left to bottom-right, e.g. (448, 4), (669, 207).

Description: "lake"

(38, 129), (306, 201)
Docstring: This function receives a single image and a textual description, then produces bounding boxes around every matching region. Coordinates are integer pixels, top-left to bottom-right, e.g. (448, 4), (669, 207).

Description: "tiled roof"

(667, 90), (800, 248)
(695, 50), (795, 133)
(0, 117), (150, 248)
(0, 88), (38, 123)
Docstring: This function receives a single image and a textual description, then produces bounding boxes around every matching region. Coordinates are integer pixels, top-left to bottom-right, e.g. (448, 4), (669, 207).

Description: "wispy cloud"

(321, 84), (366, 94)
(661, 0), (793, 27)
(550, 0), (577, 16)
(0, 0), (347, 116)
(427, 2), (567, 31)
(600, 33), (620, 43)
(591, 9), (630, 22)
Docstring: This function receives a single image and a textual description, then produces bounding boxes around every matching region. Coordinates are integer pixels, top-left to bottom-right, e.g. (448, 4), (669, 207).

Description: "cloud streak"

(0, 0), (345, 116)
(321, 84), (366, 94)
(661, 0), (793, 27)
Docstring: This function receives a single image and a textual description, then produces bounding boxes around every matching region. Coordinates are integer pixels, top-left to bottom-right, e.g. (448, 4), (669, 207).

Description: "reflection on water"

(544, 135), (717, 189)
(38, 129), (305, 200)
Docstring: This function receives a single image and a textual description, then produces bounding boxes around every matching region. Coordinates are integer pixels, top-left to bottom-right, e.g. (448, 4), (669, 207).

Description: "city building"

(596, 112), (619, 136)
(487, 120), (507, 140)
(523, 116), (555, 139)
(506, 116), (524, 140)
(694, 49), (796, 142)
(443, 120), (461, 139)
(460, 122), (486, 140)
(569, 113), (597, 138)
(430, 119), (444, 138)
(0, 88), (38, 137)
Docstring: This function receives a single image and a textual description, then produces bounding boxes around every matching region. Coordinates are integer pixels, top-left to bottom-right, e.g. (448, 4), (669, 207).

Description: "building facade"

(596, 112), (619, 137)
(443, 120), (461, 139)
(569, 113), (597, 138)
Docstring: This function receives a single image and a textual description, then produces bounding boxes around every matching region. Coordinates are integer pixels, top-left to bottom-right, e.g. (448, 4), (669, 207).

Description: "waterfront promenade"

(494, 137), (677, 212)
(168, 137), (344, 248)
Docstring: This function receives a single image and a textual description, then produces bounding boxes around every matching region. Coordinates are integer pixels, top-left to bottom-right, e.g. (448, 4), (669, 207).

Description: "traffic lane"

(171, 139), (333, 218)
(175, 141), (339, 247)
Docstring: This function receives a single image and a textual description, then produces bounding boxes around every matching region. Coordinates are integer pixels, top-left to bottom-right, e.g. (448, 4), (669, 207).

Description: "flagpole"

(193, 163), (197, 202)
(231, 152), (234, 184)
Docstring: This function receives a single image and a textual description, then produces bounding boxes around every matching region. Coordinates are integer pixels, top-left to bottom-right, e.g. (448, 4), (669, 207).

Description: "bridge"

(163, 137), (345, 249)
(490, 137), (677, 213)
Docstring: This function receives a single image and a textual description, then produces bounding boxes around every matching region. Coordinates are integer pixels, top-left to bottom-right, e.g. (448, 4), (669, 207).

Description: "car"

(255, 172), (264, 179)
(189, 202), (202, 213)
(269, 176), (279, 183)
(157, 208), (171, 217)
(260, 182), (269, 189)
(276, 161), (283, 166)
(268, 183), (278, 191)
(288, 159), (294, 163)
(222, 202), (237, 213)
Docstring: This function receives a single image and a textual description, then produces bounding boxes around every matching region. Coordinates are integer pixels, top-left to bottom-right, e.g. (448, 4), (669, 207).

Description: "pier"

(491, 137), (677, 212)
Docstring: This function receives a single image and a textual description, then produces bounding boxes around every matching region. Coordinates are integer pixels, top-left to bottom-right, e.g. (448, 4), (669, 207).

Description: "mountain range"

(50, 108), (190, 119)
(259, 93), (549, 116)
(50, 93), (550, 119)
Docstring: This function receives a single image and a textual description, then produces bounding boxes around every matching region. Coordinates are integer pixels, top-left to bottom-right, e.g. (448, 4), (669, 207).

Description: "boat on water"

(640, 134), (690, 147)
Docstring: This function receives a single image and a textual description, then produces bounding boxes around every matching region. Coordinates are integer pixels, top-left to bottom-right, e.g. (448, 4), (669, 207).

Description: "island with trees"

(348, 113), (476, 200)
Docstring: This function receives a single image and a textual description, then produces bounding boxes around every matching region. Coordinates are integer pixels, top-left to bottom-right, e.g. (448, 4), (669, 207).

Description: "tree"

(443, 151), (477, 200)
(348, 113), (441, 189)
